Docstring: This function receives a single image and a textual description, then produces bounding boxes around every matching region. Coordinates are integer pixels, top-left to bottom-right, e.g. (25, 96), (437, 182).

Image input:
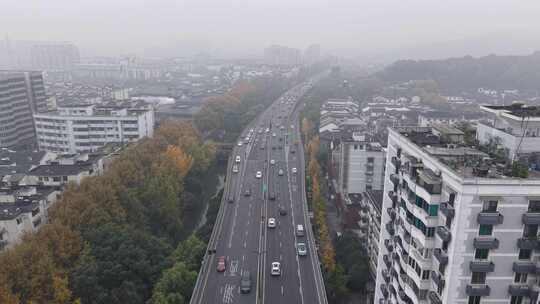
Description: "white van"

(296, 224), (305, 237)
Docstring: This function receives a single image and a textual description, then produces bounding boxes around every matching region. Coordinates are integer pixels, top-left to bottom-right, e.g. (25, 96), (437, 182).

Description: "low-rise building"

(34, 104), (154, 153)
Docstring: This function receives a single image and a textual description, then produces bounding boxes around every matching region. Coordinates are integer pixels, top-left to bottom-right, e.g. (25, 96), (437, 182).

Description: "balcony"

(416, 169), (442, 195)
(385, 239), (394, 252)
(436, 226), (451, 242)
(512, 261), (536, 273)
(517, 237), (540, 250)
(433, 249), (448, 265)
(392, 252), (399, 261)
(431, 271), (445, 290)
(428, 291), (443, 304)
(386, 222), (395, 236)
(388, 284), (397, 296)
(387, 207), (396, 220)
(391, 156), (401, 170)
(508, 284), (533, 297)
(439, 202), (454, 219)
(522, 212), (540, 225)
(383, 254), (391, 268)
(390, 174), (400, 186)
(380, 284), (389, 298)
(382, 269), (390, 284)
(477, 212), (504, 225)
(470, 260), (495, 272)
(398, 288), (409, 302)
(466, 284), (490, 296)
(388, 191), (398, 206)
(473, 237), (499, 249)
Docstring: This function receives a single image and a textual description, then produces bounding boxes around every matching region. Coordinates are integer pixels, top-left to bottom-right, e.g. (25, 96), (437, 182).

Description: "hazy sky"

(2, 0), (540, 59)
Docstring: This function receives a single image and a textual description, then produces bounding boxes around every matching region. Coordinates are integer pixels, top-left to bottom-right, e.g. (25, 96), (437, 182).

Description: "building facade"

(34, 104), (154, 153)
(375, 126), (540, 304)
(0, 71), (47, 148)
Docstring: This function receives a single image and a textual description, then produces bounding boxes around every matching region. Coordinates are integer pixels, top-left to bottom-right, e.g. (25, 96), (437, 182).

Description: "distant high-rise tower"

(303, 44), (321, 65)
(0, 71), (48, 148)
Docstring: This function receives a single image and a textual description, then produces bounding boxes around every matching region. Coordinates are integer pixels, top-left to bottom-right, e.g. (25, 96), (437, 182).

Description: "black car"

(228, 197), (234, 204)
(244, 188), (251, 196)
(240, 271), (251, 294)
(269, 192), (276, 201)
(279, 207), (287, 216)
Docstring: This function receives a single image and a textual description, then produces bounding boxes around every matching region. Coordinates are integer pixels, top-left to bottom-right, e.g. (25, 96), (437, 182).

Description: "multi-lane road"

(190, 80), (327, 304)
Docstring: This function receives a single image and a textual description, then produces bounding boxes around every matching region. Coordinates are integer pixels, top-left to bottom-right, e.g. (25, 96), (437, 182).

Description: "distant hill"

(376, 51), (540, 92)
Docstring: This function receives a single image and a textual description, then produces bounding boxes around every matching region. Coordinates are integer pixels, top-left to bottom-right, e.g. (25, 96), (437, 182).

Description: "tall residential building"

(0, 71), (47, 147)
(338, 133), (385, 195)
(29, 42), (80, 71)
(264, 45), (302, 66)
(34, 104), (154, 153)
(303, 44), (321, 65)
(375, 124), (540, 304)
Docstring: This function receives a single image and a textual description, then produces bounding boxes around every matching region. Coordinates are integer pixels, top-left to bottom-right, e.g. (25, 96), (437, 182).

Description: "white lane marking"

(281, 286), (284, 296)
(229, 260), (239, 276)
(222, 284), (235, 304)
(243, 241), (247, 248)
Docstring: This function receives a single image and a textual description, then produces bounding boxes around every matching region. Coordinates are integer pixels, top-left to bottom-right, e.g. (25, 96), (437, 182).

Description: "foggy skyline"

(2, 0), (540, 60)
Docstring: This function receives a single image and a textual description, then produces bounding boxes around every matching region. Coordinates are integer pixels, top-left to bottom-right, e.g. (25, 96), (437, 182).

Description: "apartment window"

(421, 270), (430, 280)
(426, 227), (435, 238)
(468, 296), (481, 304)
(471, 272), (486, 284)
(482, 200), (498, 212)
(510, 296), (523, 304)
(367, 157), (374, 163)
(514, 273), (528, 283)
(448, 192), (456, 206)
(474, 249), (489, 260)
(353, 144), (358, 150)
(518, 249), (532, 260)
(366, 185), (372, 191)
(528, 200), (540, 212)
(16, 218), (22, 225)
(478, 224), (493, 236)
(523, 224), (538, 238)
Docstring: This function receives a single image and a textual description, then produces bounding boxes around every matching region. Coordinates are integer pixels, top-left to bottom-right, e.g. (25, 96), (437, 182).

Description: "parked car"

(244, 188), (251, 196)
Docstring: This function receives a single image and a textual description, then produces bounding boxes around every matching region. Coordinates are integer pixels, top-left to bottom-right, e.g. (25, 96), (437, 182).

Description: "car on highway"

(270, 159), (275, 165)
(256, 171), (262, 179)
(240, 271), (252, 293)
(297, 243), (307, 256)
(235, 156), (241, 163)
(228, 197), (234, 204)
(271, 262), (281, 276)
(292, 167), (297, 174)
(260, 144), (265, 150)
(272, 133), (276, 137)
(258, 129), (263, 134)
(290, 149), (295, 154)
(265, 128), (270, 133)
(217, 256), (226, 272)
(244, 188), (251, 196)
(279, 207), (287, 216)
(268, 217), (276, 228)
(269, 192), (276, 200)
(232, 165), (239, 173)
(278, 169), (284, 176)
(237, 141), (243, 146)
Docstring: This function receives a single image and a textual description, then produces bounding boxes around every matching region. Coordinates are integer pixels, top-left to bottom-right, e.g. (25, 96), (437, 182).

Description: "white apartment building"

(34, 104), (154, 153)
(477, 104), (540, 160)
(339, 132), (385, 195)
(375, 125), (540, 304)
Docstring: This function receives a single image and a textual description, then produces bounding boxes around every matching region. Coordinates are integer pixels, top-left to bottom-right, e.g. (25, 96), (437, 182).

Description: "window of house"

(478, 224), (493, 236)
(16, 218), (22, 225)
(474, 249), (489, 260)
(523, 225), (539, 238)
(468, 296), (481, 304)
(518, 249), (532, 260)
(514, 273), (528, 283)
(528, 200), (540, 212)
(426, 227), (435, 238)
(471, 272), (486, 284)
(510, 296), (523, 304)
(52, 176), (61, 182)
(482, 200), (498, 212)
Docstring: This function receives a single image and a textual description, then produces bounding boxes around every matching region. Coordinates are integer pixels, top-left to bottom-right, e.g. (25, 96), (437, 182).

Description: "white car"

(292, 167), (297, 174)
(265, 128), (270, 133)
(271, 262), (281, 276)
(278, 169), (284, 176)
(272, 133), (276, 137)
(237, 141), (243, 146)
(245, 136), (250, 142)
(297, 243), (307, 256)
(256, 171), (262, 179)
(232, 165), (239, 173)
(268, 218), (276, 228)
(270, 159), (275, 165)
(236, 156), (241, 163)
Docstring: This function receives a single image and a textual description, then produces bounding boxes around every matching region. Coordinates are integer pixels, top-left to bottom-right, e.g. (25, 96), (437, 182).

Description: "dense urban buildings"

(0, 71), (47, 148)
(374, 121), (540, 304)
(34, 104), (154, 153)
(264, 45), (302, 66)
(0, 39), (80, 71)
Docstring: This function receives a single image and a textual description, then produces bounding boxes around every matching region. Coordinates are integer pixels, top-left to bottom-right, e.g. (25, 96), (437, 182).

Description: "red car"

(216, 256), (226, 272)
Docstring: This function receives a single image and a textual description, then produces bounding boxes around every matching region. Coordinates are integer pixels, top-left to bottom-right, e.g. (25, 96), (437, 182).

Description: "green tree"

(172, 235), (206, 271)
(151, 262), (197, 304)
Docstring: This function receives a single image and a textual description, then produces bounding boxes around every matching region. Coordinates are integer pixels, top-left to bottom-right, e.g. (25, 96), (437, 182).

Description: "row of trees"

(194, 77), (289, 141)
(0, 121), (216, 304)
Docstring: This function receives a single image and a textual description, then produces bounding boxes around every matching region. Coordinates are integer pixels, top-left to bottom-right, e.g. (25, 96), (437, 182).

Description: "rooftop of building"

(364, 190), (383, 212)
(29, 163), (93, 177)
(0, 149), (47, 176)
(392, 125), (540, 179)
(481, 103), (540, 119)
(0, 200), (39, 220)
